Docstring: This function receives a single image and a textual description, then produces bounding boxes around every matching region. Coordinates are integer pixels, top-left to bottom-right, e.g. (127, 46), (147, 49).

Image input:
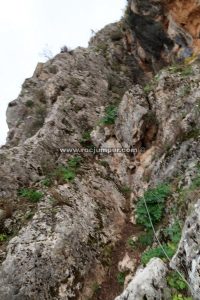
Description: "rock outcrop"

(0, 0), (200, 299)
(171, 199), (200, 300)
(115, 258), (171, 300)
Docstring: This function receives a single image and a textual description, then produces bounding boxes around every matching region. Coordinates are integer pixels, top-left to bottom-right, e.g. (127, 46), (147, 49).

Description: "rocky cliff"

(0, 0), (200, 299)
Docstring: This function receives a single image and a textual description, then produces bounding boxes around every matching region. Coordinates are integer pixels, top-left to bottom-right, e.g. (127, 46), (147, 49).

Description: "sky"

(0, 0), (126, 146)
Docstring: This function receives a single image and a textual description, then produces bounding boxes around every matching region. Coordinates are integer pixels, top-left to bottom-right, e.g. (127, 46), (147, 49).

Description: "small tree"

(60, 45), (69, 53)
(40, 44), (53, 60)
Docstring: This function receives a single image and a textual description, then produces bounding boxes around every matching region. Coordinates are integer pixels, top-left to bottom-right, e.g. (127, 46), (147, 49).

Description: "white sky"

(0, 0), (126, 146)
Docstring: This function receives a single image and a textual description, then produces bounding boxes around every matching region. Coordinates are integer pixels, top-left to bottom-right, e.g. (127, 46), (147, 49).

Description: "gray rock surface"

(1, 0), (200, 299)
(0, 179), (126, 299)
(171, 199), (200, 300)
(115, 258), (171, 300)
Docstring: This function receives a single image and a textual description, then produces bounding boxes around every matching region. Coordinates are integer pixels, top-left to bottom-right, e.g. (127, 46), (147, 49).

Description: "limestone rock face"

(166, 0), (200, 53)
(171, 199), (200, 300)
(1, 0), (200, 299)
(0, 180), (126, 300)
(115, 86), (150, 148)
(129, 0), (200, 56)
(115, 258), (171, 300)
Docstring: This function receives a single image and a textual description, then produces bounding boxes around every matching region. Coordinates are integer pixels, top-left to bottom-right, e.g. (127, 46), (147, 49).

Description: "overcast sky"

(0, 0), (126, 146)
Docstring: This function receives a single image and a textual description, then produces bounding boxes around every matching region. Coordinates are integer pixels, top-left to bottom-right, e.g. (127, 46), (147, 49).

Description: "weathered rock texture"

(115, 258), (171, 300)
(0, 0), (200, 299)
(166, 0), (200, 53)
(171, 199), (200, 300)
(129, 0), (200, 57)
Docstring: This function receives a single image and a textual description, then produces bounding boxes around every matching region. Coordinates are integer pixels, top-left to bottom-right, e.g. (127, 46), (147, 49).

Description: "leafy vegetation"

(167, 271), (187, 291)
(117, 272), (126, 285)
(127, 238), (136, 250)
(100, 105), (118, 125)
(182, 128), (200, 141)
(67, 156), (82, 169)
(54, 156), (82, 183)
(141, 221), (182, 265)
(143, 84), (153, 94)
(172, 295), (192, 300)
(177, 170), (200, 209)
(168, 64), (193, 77)
(164, 225), (190, 299)
(19, 188), (43, 203)
(0, 234), (8, 242)
(163, 221), (182, 245)
(54, 166), (76, 182)
(141, 244), (175, 265)
(138, 230), (154, 247)
(42, 156), (83, 185)
(80, 131), (91, 143)
(190, 173), (200, 190)
(80, 131), (94, 148)
(40, 178), (52, 187)
(136, 184), (171, 228)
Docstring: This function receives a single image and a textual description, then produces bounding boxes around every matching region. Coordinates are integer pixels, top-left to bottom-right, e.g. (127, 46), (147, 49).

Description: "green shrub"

(127, 238), (136, 250)
(141, 244), (175, 265)
(80, 131), (91, 144)
(180, 66), (193, 77)
(80, 132), (94, 149)
(63, 169), (76, 181)
(141, 221), (182, 266)
(101, 105), (118, 125)
(190, 174), (200, 190)
(172, 295), (192, 300)
(168, 64), (193, 77)
(182, 128), (200, 141)
(54, 156), (82, 183)
(67, 156), (82, 169)
(54, 166), (76, 182)
(117, 272), (126, 285)
(0, 234), (8, 242)
(144, 84), (153, 94)
(167, 271), (187, 291)
(41, 178), (52, 187)
(136, 184), (171, 228)
(164, 221), (182, 245)
(138, 230), (154, 247)
(19, 188), (43, 203)
(177, 171), (200, 208)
